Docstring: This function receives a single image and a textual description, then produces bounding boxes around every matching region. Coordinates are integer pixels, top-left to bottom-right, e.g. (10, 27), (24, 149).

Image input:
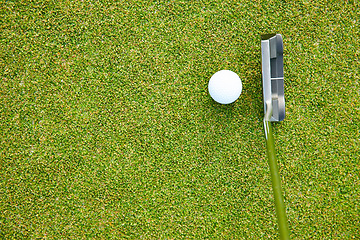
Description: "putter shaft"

(264, 116), (290, 240)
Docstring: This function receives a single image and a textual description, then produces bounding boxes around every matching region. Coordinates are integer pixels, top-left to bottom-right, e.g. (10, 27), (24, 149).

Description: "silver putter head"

(261, 34), (285, 122)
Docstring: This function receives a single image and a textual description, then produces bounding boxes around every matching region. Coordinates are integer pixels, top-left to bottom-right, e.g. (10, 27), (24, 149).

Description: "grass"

(1, 0), (359, 239)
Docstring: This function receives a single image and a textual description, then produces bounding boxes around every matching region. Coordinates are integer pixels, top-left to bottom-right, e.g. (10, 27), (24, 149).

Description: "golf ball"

(208, 70), (242, 104)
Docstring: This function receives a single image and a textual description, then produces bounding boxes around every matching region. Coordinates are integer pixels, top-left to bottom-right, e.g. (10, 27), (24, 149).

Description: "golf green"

(1, 1), (359, 238)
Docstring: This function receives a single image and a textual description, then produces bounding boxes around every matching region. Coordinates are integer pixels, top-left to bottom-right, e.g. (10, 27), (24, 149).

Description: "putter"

(261, 34), (290, 240)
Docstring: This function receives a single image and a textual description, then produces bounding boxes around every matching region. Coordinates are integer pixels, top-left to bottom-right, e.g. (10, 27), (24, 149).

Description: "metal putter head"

(261, 34), (285, 122)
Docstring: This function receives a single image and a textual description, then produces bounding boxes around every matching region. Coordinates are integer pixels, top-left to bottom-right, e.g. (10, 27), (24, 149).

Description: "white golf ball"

(208, 70), (242, 104)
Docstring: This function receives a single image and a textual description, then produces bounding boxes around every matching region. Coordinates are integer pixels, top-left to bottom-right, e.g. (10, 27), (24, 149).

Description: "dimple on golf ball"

(208, 70), (242, 104)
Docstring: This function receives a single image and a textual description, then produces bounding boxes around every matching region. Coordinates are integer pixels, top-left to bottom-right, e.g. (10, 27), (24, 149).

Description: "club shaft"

(264, 120), (290, 240)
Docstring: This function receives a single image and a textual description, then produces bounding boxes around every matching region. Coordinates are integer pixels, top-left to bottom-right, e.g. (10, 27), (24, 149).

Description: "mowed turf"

(1, 0), (359, 239)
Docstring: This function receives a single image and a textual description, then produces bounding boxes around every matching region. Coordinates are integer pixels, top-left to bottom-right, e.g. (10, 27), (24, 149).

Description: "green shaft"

(264, 120), (290, 240)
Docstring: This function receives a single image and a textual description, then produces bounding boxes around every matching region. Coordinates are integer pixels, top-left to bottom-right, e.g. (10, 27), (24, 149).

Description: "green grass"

(1, 0), (359, 239)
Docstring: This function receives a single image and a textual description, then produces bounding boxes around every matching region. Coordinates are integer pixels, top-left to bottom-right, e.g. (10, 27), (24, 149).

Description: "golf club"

(261, 34), (290, 240)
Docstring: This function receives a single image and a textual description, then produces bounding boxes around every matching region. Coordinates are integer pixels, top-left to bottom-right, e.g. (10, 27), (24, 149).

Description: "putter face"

(261, 34), (285, 122)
